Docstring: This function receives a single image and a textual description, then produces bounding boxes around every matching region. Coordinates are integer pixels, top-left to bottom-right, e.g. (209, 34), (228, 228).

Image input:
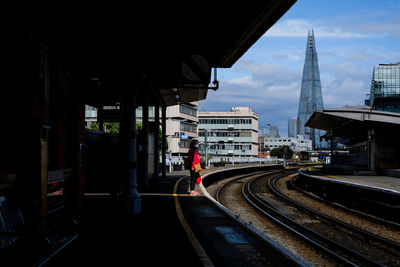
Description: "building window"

(180, 140), (191, 148)
(180, 122), (197, 133)
(239, 132), (251, 137)
(199, 117), (253, 125)
(180, 105), (197, 117)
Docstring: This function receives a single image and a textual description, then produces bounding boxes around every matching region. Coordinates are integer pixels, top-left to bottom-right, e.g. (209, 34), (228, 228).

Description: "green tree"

(104, 122), (120, 133)
(88, 122), (120, 133)
(270, 145), (293, 159)
(261, 145), (270, 152)
(136, 121), (142, 131)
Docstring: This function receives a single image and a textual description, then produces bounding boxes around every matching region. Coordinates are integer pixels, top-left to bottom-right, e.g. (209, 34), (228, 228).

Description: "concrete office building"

(166, 102), (199, 162)
(85, 103), (199, 166)
(135, 103), (199, 166)
(198, 107), (258, 162)
(264, 136), (312, 152)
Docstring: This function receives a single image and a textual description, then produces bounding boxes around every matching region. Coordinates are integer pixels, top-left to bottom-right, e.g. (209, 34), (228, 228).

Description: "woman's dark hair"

(189, 139), (198, 149)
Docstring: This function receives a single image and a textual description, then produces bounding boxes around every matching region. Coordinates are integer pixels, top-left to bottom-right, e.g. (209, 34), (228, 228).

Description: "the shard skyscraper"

(297, 29), (328, 149)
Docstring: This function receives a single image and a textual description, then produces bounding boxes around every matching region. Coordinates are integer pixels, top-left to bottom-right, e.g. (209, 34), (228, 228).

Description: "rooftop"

(199, 107), (258, 118)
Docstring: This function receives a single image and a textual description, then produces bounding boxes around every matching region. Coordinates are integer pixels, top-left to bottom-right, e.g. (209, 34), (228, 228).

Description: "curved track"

(270, 175), (400, 254)
(211, 169), (400, 266)
(289, 175), (400, 231)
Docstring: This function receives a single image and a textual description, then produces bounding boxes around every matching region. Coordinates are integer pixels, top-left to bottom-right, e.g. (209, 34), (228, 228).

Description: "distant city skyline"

(199, 0), (400, 137)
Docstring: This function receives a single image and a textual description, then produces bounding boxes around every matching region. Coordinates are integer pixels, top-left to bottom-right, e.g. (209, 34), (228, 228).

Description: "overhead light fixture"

(90, 77), (101, 86)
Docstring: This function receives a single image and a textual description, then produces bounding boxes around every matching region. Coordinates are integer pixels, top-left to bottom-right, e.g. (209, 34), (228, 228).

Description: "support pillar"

(330, 131), (334, 166)
(122, 92), (141, 214)
(98, 106), (104, 132)
(161, 107), (167, 179)
(154, 104), (160, 182)
(368, 129), (376, 171)
(143, 90), (149, 188)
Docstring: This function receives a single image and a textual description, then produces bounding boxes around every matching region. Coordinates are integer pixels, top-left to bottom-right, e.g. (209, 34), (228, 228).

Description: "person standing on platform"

(188, 139), (204, 196)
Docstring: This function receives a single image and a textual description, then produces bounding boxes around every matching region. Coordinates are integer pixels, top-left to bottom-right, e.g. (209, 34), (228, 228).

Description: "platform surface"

(46, 171), (201, 266)
(311, 173), (400, 194)
(175, 174), (303, 266)
(44, 168), (305, 266)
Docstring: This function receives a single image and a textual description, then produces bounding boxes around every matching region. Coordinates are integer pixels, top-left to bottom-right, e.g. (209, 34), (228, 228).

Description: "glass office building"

(259, 124), (280, 138)
(297, 29), (328, 149)
(288, 117), (297, 138)
(370, 63), (400, 113)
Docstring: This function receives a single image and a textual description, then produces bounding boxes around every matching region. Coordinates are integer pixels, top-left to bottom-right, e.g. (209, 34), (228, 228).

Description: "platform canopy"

(306, 107), (400, 144)
(18, 1), (296, 107)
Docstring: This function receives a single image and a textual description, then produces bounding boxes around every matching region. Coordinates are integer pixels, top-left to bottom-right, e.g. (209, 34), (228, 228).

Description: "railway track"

(212, 169), (400, 266)
(289, 175), (400, 231)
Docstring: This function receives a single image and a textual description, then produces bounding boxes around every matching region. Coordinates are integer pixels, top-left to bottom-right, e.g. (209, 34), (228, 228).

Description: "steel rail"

(215, 170), (281, 203)
(290, 175), (400, 230)
(269, 175), (400, 255)
(244, 172), (382, 267)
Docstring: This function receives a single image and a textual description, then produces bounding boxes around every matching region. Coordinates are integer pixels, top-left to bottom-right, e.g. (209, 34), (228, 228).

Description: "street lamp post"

(205, 145), (211, 167)
(178, 118), (181, 162)
(230, 130), (235, 166)
(205, 129), (208, 167)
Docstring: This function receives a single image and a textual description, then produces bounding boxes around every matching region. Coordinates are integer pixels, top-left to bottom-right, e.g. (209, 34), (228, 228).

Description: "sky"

(198, 0), (400, 137)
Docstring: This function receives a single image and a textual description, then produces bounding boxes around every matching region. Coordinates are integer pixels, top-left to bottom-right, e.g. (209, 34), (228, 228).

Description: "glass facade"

(370, 63), (400, 113)
(297, 29), (328, 149)
(259, 124), (279, 137)
(288, 118), (297, 137)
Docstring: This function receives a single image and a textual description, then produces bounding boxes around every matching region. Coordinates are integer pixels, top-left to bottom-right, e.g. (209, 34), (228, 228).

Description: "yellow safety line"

(173, 176), (214, 267)
(140, 193), (192, 197)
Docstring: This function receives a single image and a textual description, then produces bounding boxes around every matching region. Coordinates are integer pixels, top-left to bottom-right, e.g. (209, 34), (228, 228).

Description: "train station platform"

(303, 169), (400, 195)
(45, 171), (199, 266)
(45, 167), (304, 266)
(297, 168), (400, 223)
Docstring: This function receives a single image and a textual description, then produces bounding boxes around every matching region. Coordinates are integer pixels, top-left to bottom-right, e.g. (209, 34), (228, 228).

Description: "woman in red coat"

(188, 139), (204, 196)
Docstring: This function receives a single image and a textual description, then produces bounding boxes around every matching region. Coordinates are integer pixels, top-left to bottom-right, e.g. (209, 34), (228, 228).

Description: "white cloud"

(322, 75), (369, 108)
(200, 3), (400, 136)
(264, 19), (378, 38)
(200, 61), (302, 136)
(200, 55), (373, 136)
(229, 76), (263, 88)
(355, 21), (400, 39)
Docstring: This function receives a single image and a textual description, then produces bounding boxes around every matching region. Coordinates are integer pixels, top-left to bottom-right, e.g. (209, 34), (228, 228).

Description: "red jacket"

(189, 149), (201, 170)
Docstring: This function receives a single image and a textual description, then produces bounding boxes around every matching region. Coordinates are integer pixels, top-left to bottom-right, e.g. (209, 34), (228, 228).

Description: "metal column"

(161, 107), (167, 179)
(368, 129), (376, 171)
(98, 106), (104, 131)
(143, 91), (149, 188)
(154, 104), (160, 182)
(122, 92), (141, 214)
(330, 130), (334, 166)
